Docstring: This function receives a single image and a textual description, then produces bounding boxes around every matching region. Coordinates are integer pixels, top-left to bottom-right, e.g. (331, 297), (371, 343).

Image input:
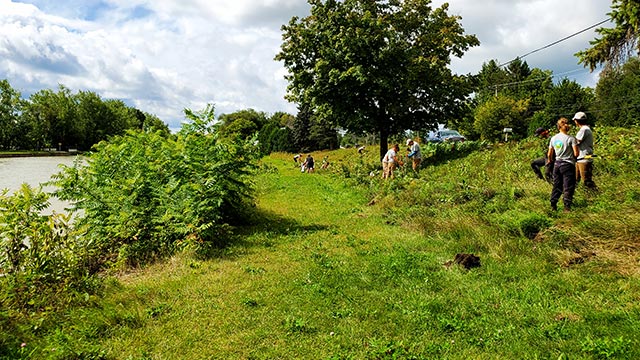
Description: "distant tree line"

(461, 56), (640, 142)
(0, 80), (169, 151)
(216, 105), (338, 154)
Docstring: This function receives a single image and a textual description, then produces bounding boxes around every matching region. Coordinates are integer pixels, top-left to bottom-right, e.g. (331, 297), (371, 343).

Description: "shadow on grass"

(236, 206), (332, 237)
(199, 206), (333, 260)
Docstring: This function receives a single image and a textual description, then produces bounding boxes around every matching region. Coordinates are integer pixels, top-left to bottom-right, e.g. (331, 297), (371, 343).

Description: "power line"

(499, 18), (611, 68)
(480, 67), (591, 92)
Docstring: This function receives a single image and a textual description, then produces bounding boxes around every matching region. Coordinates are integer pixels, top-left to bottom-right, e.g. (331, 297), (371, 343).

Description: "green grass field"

(7, 127), (640, 359)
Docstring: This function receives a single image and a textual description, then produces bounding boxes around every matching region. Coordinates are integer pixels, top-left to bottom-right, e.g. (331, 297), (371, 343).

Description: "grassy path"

(87, 156), (426, 359)
(48, 153), (639, 359)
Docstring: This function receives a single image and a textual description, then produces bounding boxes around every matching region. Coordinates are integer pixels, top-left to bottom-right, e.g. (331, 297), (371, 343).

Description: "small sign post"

(503, 128), (513, 142)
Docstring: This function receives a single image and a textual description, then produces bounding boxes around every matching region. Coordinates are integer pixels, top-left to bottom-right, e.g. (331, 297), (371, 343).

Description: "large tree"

(594, 56), (640, 126)
(276, 0), (479, 159)
(217, 109), (268, 140)
(0, 80), (23, 150)
(576, 0), (640, 70)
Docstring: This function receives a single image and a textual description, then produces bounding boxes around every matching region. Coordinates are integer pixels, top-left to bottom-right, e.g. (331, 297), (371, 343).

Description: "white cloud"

(0, 0), (615, 130)
(434, 0), (612, 80)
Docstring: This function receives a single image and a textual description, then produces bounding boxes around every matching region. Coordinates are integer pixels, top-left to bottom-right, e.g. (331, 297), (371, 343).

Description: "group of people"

(294, 153), (315, 173)
(380, 112), (596, 212)
(531, 111), (597, 212)
(294, 153), (330, 173)
(295, 114), (595, 212)
(382, 138), (422, 179)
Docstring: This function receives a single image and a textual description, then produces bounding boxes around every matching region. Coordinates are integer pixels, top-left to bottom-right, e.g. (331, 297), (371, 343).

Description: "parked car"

(427, 129), (466, 143)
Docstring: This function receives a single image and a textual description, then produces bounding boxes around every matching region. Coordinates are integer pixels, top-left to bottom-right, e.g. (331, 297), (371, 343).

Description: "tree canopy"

(276, 0), (479, 159)
(0, 80), (169, 151)
(594, 56), (640, 126)
(576, 0), (640, 70)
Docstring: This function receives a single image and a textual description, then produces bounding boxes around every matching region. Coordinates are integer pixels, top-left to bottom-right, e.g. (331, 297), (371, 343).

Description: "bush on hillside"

(52, 106), (260, 268)
(0, 184), (98, 314)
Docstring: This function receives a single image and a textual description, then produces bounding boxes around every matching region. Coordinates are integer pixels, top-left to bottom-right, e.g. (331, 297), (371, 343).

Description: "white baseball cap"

(572, 111), (587, 120)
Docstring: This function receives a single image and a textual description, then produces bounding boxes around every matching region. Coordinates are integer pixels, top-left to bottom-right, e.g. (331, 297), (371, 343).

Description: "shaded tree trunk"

(379, 123), (388, 162)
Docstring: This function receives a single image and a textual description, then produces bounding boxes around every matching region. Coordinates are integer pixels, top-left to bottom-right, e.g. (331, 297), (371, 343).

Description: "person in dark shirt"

(531, 127), (553, 183)
(303, 154), (315, 173)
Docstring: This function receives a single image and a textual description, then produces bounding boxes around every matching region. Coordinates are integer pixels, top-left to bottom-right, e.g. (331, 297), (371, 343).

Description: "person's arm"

(575, 127), (584, 144)
(546, 146), (554, 164)
(571, 136), (580, 158)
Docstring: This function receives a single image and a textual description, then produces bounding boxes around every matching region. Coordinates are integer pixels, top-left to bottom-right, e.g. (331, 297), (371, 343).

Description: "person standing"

(406, 139), (422, 171)
(530, 128), (553, 183)
(548, 117), (579, 212)
(382, 144), (400, 179)
(573, 112), (597, 190)
(304, 154), (315, 173)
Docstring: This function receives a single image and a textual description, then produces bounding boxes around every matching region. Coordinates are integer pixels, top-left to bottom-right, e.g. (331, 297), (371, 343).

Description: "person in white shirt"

(573, 112), (597, 190)
(406, 139), (422, 171)
(382, 144), (400, 179)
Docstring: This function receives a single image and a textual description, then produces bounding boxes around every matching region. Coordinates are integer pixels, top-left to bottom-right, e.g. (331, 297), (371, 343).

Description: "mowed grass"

(24, 140), (640, 359)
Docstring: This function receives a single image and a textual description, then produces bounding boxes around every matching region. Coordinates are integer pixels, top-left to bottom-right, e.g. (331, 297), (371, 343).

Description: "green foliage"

(0, 79), (25, 150)
(576, 0), (640, 70)
(543, 78), (594, 125)
(5, 128), (640, 358)
(595, 57), (640, 127)
(473, 94), (529, 141)
(257, 121), (295, 154)
(472, 59), (598, 139)
(581, 336), (632, 359)
(292, 103), (313, 151)
(0, 79), (168, 152)
(284, 316), (313, 334)
(276, 0), (480, 159)
(517, 212), (553, 239)
(420, 141), (488, 166)
(217, 108), (268, 140)
(366, 339), (415, 359)
(51, 105), (260, 268)
(0, 185), (92, 309)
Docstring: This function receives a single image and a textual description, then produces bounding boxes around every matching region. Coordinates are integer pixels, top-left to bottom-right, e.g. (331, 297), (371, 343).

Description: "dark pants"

(551, 161), (576, 210)
(531, 157), (554, 183)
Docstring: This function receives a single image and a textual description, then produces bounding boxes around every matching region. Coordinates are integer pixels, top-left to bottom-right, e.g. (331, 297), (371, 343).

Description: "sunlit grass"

(10, 127), (640, 359)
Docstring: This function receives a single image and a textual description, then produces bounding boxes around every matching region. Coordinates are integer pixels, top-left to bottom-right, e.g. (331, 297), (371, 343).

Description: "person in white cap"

(382, 143), (400, 179)
(406, 138), (422, 171)
(573, 111), (597, 190)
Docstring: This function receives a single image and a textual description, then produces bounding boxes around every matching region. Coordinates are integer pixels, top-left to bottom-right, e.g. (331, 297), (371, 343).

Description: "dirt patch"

(444, 253), (481, 270)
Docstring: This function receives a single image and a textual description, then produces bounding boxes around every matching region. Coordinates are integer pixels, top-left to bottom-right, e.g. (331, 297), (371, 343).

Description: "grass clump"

(3, 126), (640, 359)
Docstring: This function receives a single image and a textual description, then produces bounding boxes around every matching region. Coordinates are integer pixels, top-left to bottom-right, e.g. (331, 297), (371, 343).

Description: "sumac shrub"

(51, 105), (260, 268)
(0, 185), (90, 310)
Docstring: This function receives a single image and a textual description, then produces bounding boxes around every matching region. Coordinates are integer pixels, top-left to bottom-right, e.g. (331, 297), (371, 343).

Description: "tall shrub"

(52, 105), (260, 268)
(0, 185), (85, 309)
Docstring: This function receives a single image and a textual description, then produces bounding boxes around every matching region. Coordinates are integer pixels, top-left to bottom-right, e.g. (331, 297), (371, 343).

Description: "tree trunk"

(379, 126), (388, 162)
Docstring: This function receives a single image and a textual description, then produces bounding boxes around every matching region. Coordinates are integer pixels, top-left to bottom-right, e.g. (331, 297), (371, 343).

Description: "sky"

(0, 0), (614, 131)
